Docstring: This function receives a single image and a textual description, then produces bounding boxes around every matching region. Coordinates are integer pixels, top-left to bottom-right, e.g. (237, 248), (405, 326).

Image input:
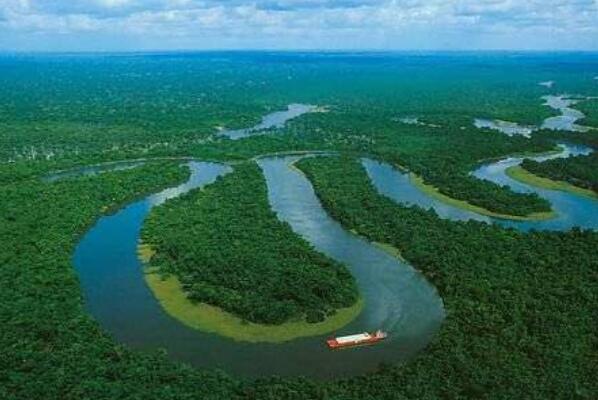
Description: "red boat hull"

(326, 331), (387, 349)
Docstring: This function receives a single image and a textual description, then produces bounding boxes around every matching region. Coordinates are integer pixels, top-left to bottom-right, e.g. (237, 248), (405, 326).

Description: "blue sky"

(0, 1), (597, 51)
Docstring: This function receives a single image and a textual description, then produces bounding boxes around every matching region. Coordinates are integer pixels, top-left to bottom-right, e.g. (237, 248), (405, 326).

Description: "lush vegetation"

(141, 162), (358, 326)
(3, 52), (590, 216)
(0, 52), (562, 160)
(3, 152), (597, 399)
(521, 153), (598, 194)
(0, 163), (245, 399)
(143, 270), (363, 343)
(2, 52), (598, 399)
(294, 156), (597, 399)
(506, 165), (597, 199)
(577, 98), (598, 128)
(281, 106), (559, 216)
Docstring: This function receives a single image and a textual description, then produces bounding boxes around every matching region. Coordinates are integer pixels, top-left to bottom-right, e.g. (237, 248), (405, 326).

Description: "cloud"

(0, 0), (596, 50)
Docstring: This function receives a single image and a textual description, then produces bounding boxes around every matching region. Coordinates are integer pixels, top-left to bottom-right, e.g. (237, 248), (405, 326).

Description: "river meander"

(66, 136), (598, 379)
(63, 95), (597, 378)
(474, 94), (595, 136)
(71, 156), (444, 379)
(364, 143), (598, 231)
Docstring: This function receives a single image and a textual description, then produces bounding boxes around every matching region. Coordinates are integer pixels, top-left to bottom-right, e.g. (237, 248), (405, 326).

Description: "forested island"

(141, 162), (359, 331)
(520, 153), (598, 195)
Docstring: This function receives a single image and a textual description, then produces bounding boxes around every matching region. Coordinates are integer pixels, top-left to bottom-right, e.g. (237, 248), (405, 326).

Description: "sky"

(0, 0), (597, 51)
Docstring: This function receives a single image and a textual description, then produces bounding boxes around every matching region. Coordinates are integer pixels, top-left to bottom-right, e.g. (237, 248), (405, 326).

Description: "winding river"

(71, 156), (444, 379)
(364, 142), (598, 231)
(64, 94), (597, 379)
(541, 95), (591, 132)
(474, 94), (594, 136)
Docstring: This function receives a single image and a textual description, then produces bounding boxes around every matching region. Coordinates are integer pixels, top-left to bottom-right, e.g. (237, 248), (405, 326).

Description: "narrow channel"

(364, 143), (598, 231)
(473, 93), (594, 135)
(541, 95), (591, 132)
(218, 104), (317, 140)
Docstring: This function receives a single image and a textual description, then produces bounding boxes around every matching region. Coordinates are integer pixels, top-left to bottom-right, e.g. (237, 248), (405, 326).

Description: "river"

(62, 98), (596, 378)
(364, 143), (597, 231)
(474, 94), (594, 136)
(218, 104), (317, 140)
(70, 157), (444, 379)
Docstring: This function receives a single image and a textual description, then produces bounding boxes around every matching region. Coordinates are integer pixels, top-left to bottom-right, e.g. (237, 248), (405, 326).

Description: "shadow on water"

(72, 156), (444, 379)
(364, 143), (598, 232)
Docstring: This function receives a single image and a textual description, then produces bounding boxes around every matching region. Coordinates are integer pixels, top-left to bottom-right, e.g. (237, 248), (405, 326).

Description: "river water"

(43, 160), (146, 182)
(541, 95), (591, 132)
(65, 141), (597, 379)
(473, 119), (534, 137)
(65, 96), (596, 378)
(474, 94), (593, 136)
(71, 156), (444, 379)
(218, 104), (317, 140)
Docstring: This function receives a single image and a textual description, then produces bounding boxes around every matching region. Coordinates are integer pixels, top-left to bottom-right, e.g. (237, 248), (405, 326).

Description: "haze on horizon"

(0, 0), (597, 52)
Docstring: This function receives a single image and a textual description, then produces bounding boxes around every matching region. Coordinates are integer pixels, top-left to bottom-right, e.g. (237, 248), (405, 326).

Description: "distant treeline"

(1, 54), (584, 217)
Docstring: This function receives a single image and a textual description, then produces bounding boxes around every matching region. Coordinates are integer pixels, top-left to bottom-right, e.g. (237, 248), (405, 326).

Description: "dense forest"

(283, 110), (555, 216)
(0, 163), (245, 399)
(2, 52), (598, 399)
(2, 53), (592, 217)
(577, 98), (598, 127)
(521, 153), (598, 193)
(3, 152), (597, 399)
(142, 162), (358, 325)
(294, 156), (597, 399)
(0, 52), (559, 162)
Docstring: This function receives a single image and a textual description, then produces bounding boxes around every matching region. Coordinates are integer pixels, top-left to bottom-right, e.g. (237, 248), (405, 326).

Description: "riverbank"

(294, 153), (598, 398)
(506, 166), (597, 200)
(409, 173), (556, 221)
(138, 243), (363, 343)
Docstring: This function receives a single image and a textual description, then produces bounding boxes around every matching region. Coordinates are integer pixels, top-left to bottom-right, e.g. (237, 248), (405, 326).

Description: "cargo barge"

(326, 330), (388, 349)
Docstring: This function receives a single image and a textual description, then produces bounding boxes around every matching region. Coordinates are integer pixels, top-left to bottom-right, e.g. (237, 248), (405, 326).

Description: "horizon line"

(2, 48), (598, 55)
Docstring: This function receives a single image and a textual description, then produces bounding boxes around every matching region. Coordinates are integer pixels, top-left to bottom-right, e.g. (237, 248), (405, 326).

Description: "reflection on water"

(73, 157), (444, 379)
(364, 143), (598, 232)
(219, 104), (317, 140)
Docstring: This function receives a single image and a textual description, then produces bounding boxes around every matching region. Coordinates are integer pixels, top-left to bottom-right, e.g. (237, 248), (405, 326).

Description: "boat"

(326, 330), (388, 349)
